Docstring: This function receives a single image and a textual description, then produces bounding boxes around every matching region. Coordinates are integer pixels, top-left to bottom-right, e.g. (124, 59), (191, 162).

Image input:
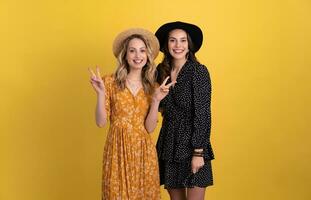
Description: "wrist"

(192, 149), (204, 157)
(97, 92), (105, 99)
(151, 97), (160, 104)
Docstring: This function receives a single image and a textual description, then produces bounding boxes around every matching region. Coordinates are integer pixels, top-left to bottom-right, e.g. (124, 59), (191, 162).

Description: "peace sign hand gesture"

(88, 66), (105, 95)
(153, 77), (176, 102)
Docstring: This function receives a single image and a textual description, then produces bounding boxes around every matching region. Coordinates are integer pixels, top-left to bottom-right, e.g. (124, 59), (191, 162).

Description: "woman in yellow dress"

(88, 28), (164, 199)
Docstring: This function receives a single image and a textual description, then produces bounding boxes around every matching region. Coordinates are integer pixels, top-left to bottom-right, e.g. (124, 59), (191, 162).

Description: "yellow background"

(1, 0), (311, 199)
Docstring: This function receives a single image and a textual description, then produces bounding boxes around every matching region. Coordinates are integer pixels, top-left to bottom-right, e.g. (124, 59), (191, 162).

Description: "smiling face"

(126, 37), (148, 71)
(167, 29), (189, 61)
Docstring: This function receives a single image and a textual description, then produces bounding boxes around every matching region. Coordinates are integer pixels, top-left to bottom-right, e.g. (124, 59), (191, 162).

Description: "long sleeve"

(191, 64), (212, 149)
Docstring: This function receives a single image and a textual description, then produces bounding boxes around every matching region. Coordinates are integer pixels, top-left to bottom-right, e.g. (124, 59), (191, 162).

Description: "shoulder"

(189, 62), (211, 88)
(189, 61), (210, 77)
(102, 74), (116, 89)
(102, 74), (115, 83)
(194, 62), (209, 73)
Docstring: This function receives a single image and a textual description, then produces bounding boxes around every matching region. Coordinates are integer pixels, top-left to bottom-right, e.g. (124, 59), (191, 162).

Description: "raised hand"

(88, 66), (105, 95)
(153, 77), (176, 102)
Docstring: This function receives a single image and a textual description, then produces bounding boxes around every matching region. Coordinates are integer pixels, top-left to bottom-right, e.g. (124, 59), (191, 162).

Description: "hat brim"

(112, 28), (160, 59)
(155, 21), (203, 52)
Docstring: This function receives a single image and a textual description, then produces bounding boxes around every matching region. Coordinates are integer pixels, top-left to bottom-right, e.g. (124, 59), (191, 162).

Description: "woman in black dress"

(145, 21), (214, 200)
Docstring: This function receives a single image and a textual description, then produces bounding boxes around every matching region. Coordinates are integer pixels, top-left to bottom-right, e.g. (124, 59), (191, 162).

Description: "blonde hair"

(114, 34), (156, 95)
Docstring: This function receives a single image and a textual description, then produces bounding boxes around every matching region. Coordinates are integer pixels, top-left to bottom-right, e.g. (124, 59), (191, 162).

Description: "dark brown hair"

(156, 31), (199, 84)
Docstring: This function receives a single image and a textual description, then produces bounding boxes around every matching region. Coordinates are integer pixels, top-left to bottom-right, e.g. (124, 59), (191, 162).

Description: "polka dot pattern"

(156, 60), (214, 188)
(159, 158), (213, 189)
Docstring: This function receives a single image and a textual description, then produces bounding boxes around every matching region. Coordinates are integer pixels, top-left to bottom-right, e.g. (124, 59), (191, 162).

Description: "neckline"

(125, 85), (143, 98)
(170, 60), (189, 87)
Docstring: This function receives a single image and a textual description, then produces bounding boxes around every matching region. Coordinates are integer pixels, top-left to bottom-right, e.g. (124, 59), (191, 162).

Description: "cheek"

(126, 52), (134, 61)
(125, 53), (130, 60)
(143, 57), (148, 65)
(168, 45), (174, 53)
(168, 42), (174, 50)
(141, 52), (147, 60)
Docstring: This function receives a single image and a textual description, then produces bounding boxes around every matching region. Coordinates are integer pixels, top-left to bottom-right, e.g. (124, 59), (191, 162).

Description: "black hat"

(155, 21), (203, 52)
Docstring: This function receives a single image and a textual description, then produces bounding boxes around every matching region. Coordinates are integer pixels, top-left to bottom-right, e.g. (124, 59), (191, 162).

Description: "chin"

(172, 54), (187, 60)
(130, 64), (145, 70)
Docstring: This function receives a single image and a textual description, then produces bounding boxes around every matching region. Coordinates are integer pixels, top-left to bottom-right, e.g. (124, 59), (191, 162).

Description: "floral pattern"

(101, 74), (160, 200)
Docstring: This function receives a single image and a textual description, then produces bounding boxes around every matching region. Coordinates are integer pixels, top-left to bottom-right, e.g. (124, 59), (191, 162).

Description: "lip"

(132, 59), (144, 64)
(173, 49), (184, 53)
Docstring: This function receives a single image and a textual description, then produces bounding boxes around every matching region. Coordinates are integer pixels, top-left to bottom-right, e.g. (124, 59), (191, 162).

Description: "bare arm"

(145, 77), (175, 133)
(145, 98), (161, 133)
(89, 66), (108, 128)
(95, 92), (107, 127)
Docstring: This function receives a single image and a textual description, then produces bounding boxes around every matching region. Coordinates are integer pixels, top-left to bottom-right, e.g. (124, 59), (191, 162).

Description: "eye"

(181, 39), (187, 42)
(169, 39), (175, 43)
(129, 49), (135, 53)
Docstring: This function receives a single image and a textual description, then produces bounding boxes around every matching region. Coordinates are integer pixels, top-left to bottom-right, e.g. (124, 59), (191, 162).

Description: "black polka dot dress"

(156, 60), (214, 189)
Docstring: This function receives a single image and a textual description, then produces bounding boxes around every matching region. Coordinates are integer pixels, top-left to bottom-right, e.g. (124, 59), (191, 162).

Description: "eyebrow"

(128, 47), (146, 49)
(168, 36), (187, 39)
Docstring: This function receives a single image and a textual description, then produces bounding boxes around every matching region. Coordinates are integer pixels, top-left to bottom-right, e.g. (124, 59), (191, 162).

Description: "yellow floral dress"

(101, 75), (160, 200)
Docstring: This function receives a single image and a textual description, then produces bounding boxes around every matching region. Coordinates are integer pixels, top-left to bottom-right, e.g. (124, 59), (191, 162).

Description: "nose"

(134, 51), (140, 58)
(175, 41), (181, 48)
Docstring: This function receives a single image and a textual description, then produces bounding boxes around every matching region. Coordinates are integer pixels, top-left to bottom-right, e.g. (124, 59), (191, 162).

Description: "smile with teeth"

(173, 49), (184, 53)
(133, 59), (144, 64)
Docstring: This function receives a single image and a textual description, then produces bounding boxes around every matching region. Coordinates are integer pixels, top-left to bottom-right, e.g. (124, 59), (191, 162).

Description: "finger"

(92, 79), (104, 86)
(165, 81), (176, 88)
(91, 78), (100, 84)
(159, 87), (169, 92)
(91, 79), (100, 84)
(88, 67), (96, 77)
(161, 86), (171, 91)
(162, 85), (170, 90)
(161, 76), (170, 87)
(91, 75), (102, 81)
(96, 65), (102, 78)
(90, 80), (97, 87)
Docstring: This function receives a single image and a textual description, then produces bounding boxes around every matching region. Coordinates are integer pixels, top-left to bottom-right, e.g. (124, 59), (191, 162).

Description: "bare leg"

(168, 188), (187, 200)
(187, 187), (206, 200)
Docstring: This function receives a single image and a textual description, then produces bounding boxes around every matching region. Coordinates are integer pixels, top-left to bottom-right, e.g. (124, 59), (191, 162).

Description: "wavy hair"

(156, 31), (199, 84)
(114, 34), (156, 95)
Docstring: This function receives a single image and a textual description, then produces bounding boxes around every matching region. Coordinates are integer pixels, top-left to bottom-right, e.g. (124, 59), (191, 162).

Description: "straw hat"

(112, 28), (160, 59)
